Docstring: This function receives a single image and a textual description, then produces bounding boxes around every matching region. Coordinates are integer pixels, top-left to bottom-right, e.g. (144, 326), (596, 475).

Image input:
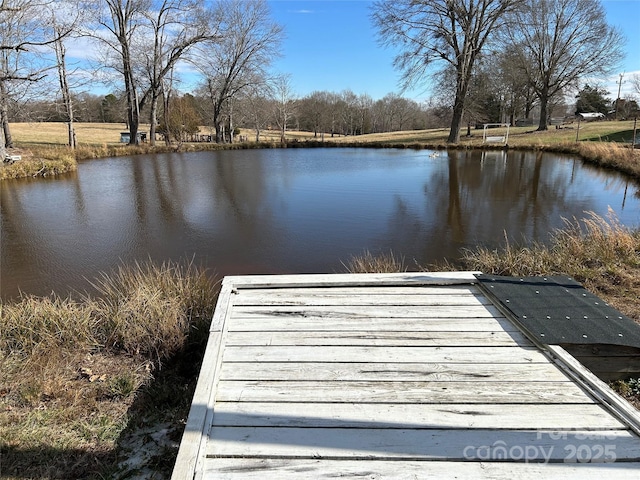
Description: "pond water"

(1, 148), (639, 299)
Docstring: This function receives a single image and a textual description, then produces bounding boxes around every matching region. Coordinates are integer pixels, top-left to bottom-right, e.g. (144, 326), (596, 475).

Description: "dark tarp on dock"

(475, 274), (640, 348)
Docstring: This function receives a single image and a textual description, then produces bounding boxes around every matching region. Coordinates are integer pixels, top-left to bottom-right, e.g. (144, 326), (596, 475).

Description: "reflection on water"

(1, 148), (639, 299)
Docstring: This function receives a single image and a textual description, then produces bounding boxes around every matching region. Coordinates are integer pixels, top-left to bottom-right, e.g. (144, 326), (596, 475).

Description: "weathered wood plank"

(211, 402), (625, 430)
(215, 380), (590, 404)
(171, 278), (235, 480)
(234, 292), (492, 307)
(218, 361), (568, 382)
(224, 330), (533, 347)
(174, 273), (640, 480)
(205, 427), (640, 461)
(202, 459), (640, 479)
(224, 271), (482, 289)
(229, 317), (520, 332)
(171, 331), (223, 480)
(221, 345), (548, 364)
(236, 284), (481, 297)
(231, 304), (504, 319)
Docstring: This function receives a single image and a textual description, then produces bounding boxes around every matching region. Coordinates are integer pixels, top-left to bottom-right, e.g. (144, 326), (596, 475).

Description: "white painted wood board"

(205, 427), (640, 461)
(171, 272), (640, 479)
(202, 459), (640, 479)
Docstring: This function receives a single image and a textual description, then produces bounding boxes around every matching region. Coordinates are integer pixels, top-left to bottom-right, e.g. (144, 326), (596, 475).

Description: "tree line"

(1, 0), (637, 159)
(7, 88), (448, 140)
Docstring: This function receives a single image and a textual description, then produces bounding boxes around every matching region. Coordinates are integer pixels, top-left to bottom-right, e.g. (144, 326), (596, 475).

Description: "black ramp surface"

(475, 274), (640, 348)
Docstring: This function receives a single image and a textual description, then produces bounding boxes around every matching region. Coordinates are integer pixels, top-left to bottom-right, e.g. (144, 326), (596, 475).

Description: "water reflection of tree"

(128, 151), (275, 247)
(386, 150), (594, 266)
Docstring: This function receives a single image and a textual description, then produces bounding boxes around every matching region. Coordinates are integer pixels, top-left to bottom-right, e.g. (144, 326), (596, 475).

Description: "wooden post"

(633, 116), (637, 150)
(575, 118), (581, 142)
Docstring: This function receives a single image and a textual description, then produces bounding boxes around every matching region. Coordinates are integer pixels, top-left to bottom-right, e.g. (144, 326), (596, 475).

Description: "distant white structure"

(482, 123), (510, 144)
(3, 155), (21, 164)
(576, 112), (605, 121)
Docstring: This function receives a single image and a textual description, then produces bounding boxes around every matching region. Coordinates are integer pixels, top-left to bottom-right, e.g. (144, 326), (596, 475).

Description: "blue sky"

(267, 0), (640, 102)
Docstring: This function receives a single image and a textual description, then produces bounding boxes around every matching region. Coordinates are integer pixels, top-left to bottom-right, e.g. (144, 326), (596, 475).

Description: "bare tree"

(139, 0), (214, 145)
(338, 90), (359, 136)
(194, 0), (283, 143)
(158, 92), (201, 146)
(93, 0), (149, 145)
(372, 0), (517, 144)
(48, 2), (84, 149)
(632, 74), (640, 98)
(52, 31), (76, 147)
(505, 0), (624, 131)
(0, 0), (70, 158)
(271, 74), (296, 143)
(380, 93), (416, 132)
(298, 91), (331, 139)
(496, 46), (537, 125)
(356, 93), (373, 135)
(236, 83), (272, 142)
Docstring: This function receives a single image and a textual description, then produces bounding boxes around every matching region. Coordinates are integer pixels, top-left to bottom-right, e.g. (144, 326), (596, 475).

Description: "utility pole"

(616, 73), (624, 120)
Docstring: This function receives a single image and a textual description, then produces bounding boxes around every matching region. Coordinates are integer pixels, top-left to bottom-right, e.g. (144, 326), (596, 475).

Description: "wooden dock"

(172, 272), (640, 479)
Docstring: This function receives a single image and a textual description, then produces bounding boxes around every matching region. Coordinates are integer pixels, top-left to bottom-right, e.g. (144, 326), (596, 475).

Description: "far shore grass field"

(5, 118), (639, 148)
(1, 120), (640, 478)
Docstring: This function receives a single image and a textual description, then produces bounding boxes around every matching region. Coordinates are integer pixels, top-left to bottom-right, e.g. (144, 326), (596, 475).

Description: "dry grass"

(0, 259), (219, 479)
(460, 209), (640, 322)
(9, 122), (142, 146)
(342, 250), (408, 273)
(89, 259), (217, 363)
(326, 120), (638, 148)
(8, 119), (637, 149)
(0, 296), (99, 356)
(0, 147), (77, 180)
(576, 142), (640, 179)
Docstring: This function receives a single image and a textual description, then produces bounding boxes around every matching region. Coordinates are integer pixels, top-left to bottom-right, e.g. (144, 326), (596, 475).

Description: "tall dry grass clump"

(0, 259), (218, 363)
(89, 259), (217, 363)
(343, 250), (408, 273)
(73, 143), (111, 159)
(0, 296), (98, 357)
(0, 259), (218, 478)
(577, 142), (640, 180)
(457, 235), (557, 277)
(461, 210), (640, 321)
(0, 154), (77, 179)
(462, 210), (639, 277)
(552, 210), (639, 273)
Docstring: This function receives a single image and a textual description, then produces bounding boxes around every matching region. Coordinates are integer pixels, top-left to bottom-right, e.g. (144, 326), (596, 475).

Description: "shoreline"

(2, 122), (639, 181)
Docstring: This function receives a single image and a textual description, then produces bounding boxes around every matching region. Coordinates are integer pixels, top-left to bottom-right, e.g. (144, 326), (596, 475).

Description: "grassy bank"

(2, 120), (638, 181)
(0, 260), (219, 479)
(1, 147), (77, 179)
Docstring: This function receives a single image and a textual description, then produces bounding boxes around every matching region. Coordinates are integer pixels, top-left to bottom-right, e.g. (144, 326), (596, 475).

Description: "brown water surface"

(1, 148), (638, 299)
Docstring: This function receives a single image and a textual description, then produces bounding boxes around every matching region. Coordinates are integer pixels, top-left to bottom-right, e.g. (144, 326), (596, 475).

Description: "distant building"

(576, 112), (605, 121)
